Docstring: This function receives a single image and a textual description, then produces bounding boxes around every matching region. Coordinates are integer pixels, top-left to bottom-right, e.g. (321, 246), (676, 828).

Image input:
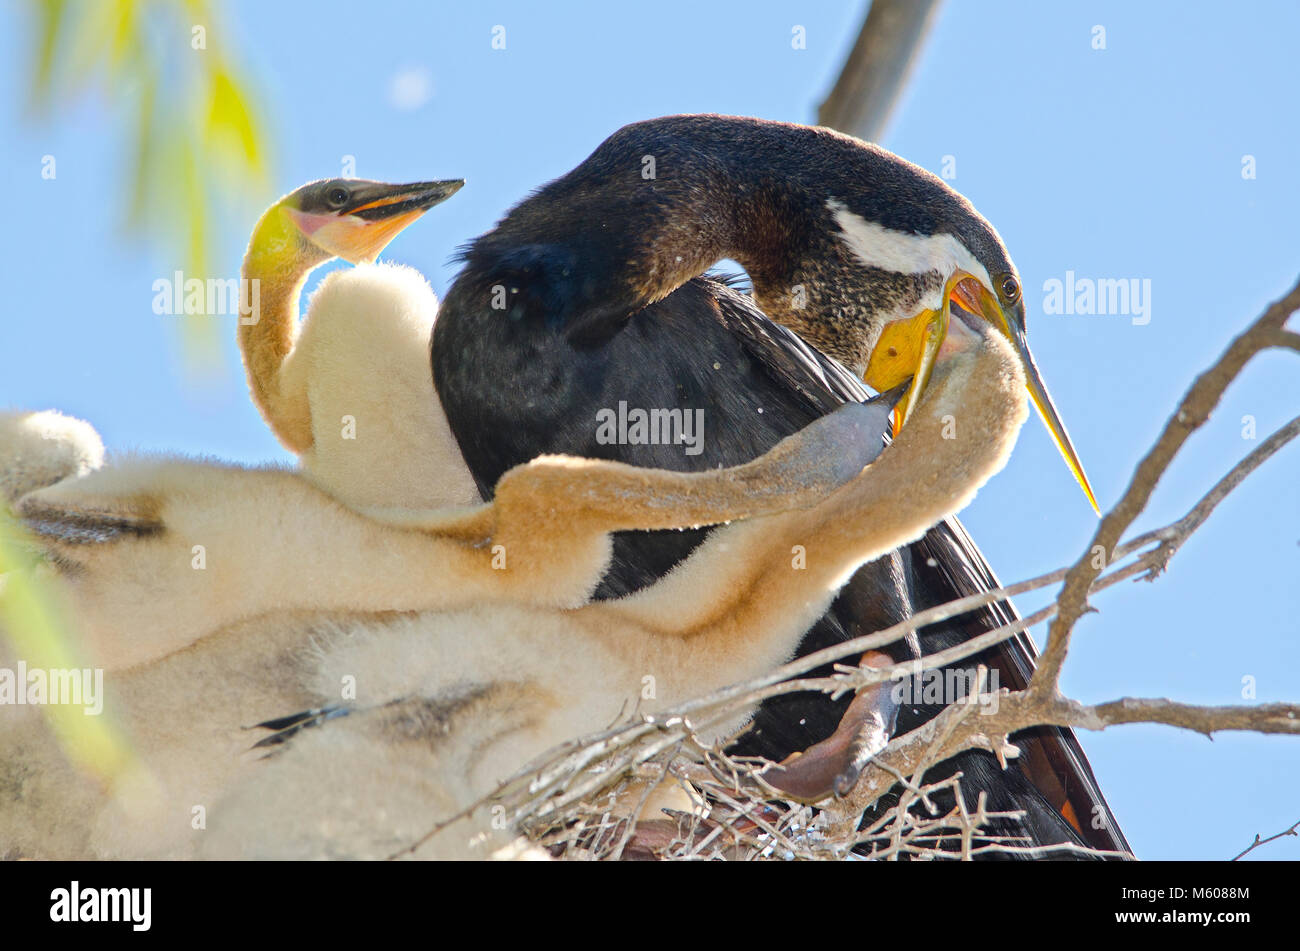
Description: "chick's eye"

(327, 187), (349, 207)
(1000, 275), (1020, 302)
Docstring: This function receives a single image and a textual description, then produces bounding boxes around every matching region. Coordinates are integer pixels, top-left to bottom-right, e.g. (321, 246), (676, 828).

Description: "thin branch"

(1231, 817), (1300, 861)
(1033, 275), (1300, 696)
(856, 693), (1300, 803)
(1264, 329), (1300, 352)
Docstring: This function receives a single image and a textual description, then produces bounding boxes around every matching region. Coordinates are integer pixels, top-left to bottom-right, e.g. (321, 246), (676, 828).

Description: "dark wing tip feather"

(247, 705), (350, 749)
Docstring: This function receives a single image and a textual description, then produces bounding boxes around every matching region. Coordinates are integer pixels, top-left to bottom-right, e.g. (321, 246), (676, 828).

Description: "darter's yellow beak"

(863, 272), (1100, 514)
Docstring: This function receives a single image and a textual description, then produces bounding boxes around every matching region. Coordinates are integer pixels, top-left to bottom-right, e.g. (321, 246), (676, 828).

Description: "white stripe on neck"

(827, 200), (993, 313)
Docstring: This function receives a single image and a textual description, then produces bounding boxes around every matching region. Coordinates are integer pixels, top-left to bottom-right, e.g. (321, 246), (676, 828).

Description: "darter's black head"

(444, 114), (1096, 510)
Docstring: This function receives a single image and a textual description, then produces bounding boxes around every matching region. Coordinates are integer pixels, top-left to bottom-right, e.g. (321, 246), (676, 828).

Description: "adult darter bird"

(430, 114), (1129, 858)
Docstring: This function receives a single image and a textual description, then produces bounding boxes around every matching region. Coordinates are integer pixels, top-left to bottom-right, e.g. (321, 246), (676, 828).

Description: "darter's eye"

(999, 275), (1020, 302)
(327, 187), (349, 208)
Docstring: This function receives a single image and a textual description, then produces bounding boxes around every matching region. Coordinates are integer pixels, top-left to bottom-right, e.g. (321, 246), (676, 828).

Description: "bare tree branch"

(817, 0), (944, 142)
(1032, 275), (1300, 697)
(1232, 818), (1300, 861)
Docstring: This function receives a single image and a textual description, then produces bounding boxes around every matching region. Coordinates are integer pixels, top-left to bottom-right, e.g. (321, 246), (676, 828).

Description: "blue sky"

(2, 1), (1297, 860)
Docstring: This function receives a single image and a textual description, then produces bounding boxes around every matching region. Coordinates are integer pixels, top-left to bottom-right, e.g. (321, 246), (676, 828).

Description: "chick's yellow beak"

(863, 272), (1100, 514)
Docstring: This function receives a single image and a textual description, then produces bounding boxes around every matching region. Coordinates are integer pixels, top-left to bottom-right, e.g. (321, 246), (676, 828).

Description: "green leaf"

(28, 0), (68, 108)
(205, 64), (264, 176)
